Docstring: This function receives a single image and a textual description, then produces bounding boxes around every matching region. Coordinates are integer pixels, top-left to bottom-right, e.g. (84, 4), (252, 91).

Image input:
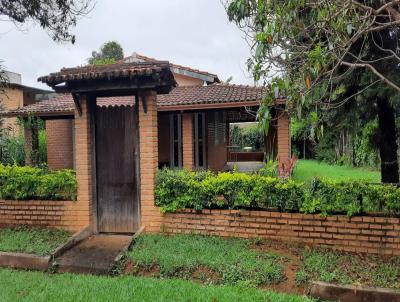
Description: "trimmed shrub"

(0, 164), (76, 200)
(155, 168), (306, 213)
(301, 178), (400, 217)
(155, 168), (400, 217)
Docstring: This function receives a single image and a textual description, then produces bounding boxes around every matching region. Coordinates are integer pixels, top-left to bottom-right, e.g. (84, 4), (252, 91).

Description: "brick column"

(72, 95), (93, 230)
(139, 90), (162, 232)
(277, 109), (291, 161)
(46, 119), (74, 170)
(182, 113), (194, 170)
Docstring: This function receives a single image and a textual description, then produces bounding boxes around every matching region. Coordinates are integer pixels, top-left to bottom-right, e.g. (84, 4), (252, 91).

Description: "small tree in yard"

(226, 0), (400, 183)
(88, 41), (124, 65)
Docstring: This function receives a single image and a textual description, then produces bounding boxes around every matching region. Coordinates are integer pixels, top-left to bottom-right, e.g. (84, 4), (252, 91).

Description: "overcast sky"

(0, 0), (254, 90)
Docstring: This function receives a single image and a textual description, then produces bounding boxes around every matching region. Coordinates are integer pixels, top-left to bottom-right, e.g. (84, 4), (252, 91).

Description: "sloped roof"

(38, 61), (173, 87)
(3, 84), (266, 117)
(124, 53), (220, 84)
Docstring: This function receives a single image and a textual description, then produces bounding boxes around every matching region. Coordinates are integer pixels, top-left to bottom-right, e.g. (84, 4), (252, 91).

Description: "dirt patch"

(124, 260), (161, 277)
(192, 266), (221, 284)
(251, 239), (310, 295)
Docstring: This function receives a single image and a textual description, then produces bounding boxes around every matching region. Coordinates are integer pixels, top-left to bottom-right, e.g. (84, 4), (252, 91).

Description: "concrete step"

(54, 234), (132, 275)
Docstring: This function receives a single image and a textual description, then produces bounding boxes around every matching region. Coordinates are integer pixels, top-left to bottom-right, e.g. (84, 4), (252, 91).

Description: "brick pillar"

(182, 113), (194, 170)
(46, 119), (74, 170)
(277, 109), (291, 161)
(139, 90), (162, 232)
(73, 95), (93, 230)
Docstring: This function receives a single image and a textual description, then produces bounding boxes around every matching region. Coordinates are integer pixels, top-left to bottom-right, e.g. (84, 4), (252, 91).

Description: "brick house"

(0, 71), (50, 132)
(3, 56), (291, 233)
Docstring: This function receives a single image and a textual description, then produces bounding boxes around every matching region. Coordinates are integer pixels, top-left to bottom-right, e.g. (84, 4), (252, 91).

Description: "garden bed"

(126, 234), (400, 295)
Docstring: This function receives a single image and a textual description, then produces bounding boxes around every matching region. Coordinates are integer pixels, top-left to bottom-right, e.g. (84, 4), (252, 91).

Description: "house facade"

(3, 57), (291, 234)
(5, 54), (290, 173)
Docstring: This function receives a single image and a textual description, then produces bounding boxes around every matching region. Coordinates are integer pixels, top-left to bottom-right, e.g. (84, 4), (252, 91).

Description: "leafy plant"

(155, 168), (400, 217)
(0, 164), (76, 200)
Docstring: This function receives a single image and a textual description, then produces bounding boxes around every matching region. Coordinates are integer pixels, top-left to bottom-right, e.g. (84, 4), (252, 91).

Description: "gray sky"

(0, 0), (254, 90)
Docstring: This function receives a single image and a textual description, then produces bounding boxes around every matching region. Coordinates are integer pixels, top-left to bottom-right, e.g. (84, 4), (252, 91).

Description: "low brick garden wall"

(0, 200), (88, 231)
(161, 209), (400, 256)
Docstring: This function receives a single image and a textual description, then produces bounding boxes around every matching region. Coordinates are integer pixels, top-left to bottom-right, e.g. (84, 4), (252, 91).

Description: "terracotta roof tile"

(123, 53), (220, 83)
(3, 84), (266, 117)
(157, 84), (264, 107)
(38, 61), (172, 86)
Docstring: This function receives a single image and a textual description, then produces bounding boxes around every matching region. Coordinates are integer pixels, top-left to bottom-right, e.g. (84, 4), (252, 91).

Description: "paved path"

(55, 234), (132, 275)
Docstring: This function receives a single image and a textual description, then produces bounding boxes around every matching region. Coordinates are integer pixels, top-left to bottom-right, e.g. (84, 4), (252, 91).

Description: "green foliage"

(89, 41), (124, 65)
(229, 124), (264, 151)
(0, 226), (70, 256)
(0, 164), (76, 200)
(0, 269), (315, 302)
(129, 234), (285, 287)
(296, 249), (400, 288)
(0, 0), (92, 43)
(257, 160), (277, 177)
(301, 178), (400, 217)
(38, 129), (47, 165)
(155, 168), (305, 213)
(0, 134), (25, 166)
(156, 168), (400, 217)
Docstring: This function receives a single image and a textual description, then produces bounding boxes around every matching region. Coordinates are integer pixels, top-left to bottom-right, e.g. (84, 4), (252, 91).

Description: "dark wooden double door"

(95, 105), (139, 233)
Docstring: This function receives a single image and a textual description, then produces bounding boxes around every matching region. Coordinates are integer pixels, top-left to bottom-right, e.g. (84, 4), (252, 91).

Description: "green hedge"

(0, 164), (77, 200)
(155, 169), (400, 217)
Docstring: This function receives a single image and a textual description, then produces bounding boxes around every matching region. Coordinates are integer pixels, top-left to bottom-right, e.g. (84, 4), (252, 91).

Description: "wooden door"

(95, 105), (139, 233)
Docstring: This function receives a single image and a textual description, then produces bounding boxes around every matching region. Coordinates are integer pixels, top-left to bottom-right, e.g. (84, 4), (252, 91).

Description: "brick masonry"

(46, 119), (74, 170)
(139, 90), (163, 232)
(0, 199), (86, 231)
(160, 209), (400, 256)
(277, 109), (290, 161)
(73, 97), (93, 231)
(182, 113), (194, 170)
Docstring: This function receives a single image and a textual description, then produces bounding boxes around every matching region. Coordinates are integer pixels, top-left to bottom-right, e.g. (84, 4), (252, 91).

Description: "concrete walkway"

(55, 234), (132, 275)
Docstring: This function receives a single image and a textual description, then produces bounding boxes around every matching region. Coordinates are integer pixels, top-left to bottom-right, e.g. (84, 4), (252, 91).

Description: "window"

(193, 112), (206, 168)
(169, 113), (182, 168)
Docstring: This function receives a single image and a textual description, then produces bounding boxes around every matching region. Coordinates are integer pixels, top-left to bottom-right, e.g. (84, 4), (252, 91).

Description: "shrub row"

(155, 169), (400, 217)
(0, 164), (77, 200)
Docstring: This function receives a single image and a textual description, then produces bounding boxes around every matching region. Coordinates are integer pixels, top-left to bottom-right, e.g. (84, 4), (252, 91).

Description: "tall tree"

(88, 41), (124, 65)
(226, 0), (400, 183)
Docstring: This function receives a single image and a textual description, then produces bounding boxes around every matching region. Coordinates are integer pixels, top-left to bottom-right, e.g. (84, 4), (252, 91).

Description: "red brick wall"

(277, 109), (290, 161)
(73, 97), (93, 231)
(182, 113), (194, 170)
(139, 90), (162, 232)
(0, 200), (85, 231)
(46, 119), (74, 170)
(159, 209), (400, 256)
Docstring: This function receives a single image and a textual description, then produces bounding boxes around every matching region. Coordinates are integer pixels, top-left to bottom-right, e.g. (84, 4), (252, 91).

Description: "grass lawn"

(296, 248), (400, 289)
(128, 234), (285, 286)
(292, 160), (380, 183)
(0, 269), (315, 302)
(128, 234), (400, 291)
(0, 226), (71, 256)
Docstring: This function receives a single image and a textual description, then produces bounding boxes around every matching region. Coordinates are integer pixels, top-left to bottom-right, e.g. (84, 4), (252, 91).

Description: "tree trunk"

(377, 97), (399, 183)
